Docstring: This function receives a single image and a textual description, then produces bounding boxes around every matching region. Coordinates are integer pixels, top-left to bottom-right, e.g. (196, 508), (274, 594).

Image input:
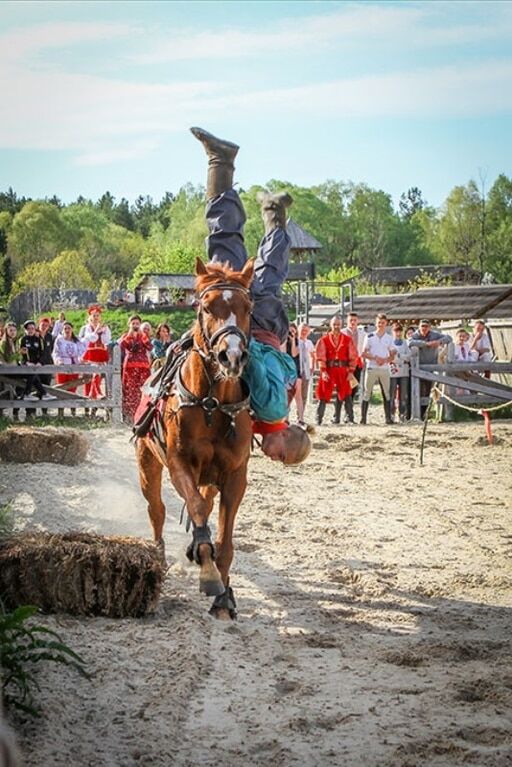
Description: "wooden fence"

(410, 357), (512, 421)
(0, 346), (123, 423)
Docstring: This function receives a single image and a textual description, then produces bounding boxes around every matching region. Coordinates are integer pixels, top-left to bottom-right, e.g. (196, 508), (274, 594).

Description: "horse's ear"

(240, 259), (255, 286)
(195, 257), (207, 276)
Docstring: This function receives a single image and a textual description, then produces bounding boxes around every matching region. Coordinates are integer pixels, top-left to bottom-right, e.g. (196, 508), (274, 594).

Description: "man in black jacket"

(19, 320), (46, 401)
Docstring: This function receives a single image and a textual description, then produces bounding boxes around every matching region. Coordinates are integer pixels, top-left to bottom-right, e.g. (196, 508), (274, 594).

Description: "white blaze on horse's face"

(220, 311), (245, 377)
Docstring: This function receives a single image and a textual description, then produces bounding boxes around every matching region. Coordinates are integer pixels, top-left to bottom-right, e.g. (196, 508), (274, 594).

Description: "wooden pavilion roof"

(286, 219), (322, 252)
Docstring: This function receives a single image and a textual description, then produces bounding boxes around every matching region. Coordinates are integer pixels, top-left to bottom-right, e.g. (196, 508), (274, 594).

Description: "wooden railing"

(0, 346), (123, 423)
(410, 357), (512, 421)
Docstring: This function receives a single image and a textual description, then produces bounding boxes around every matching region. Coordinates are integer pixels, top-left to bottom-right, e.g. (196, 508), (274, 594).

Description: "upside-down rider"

(189, 126), (311, 465)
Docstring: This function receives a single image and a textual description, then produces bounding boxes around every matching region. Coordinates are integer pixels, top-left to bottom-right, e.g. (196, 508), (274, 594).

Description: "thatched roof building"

(362, 264), (480, 290)
(134, 274), (196, 306)
(308, 285), (512, 329)
(385, 284), (512, 323)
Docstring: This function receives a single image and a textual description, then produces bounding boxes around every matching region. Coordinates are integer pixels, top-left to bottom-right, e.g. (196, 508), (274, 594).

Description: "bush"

(0, 603), (89, 717)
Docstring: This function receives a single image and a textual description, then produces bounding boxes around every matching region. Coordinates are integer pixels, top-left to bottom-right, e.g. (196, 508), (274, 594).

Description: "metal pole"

(410, 351), (421, 421)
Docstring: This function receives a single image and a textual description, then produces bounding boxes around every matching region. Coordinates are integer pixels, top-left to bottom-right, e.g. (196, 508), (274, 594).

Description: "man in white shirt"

(361, 313), (396, 425)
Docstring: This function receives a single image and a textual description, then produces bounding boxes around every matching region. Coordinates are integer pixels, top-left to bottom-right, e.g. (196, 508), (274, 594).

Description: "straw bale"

(0, 532), (164, 618)
(0, 427), (88, 465)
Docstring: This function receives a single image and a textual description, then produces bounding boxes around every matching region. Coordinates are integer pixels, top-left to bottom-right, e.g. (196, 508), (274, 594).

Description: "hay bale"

(0, 532), (164, 618)
(0, 427), (88, 465)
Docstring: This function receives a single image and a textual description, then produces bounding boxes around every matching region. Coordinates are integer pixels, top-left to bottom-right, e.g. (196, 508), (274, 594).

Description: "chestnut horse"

(136, 257), (254, 618)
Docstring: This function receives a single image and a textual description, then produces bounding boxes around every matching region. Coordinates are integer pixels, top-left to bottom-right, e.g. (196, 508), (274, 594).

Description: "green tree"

(8, 201), (66, 274)
(129, 232), (201, 289)
(112, 198), (135, 231)
(132, 195), (158, 237)
(0, 188), (28, 215)
(347, 184), (397, 272)
(11, 250), (94, 295)
(431, 182), (482, 272)
(49, 250), (95, 289)
(399, 187), (426, 220)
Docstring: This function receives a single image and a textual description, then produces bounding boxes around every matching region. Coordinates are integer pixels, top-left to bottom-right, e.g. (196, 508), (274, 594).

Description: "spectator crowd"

(0, 308), (174, 423)
(0, 305), (494, 427)
(286, 313), (494, 427)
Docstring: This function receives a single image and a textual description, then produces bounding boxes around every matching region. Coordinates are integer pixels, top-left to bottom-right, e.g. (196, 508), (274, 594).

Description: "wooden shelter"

(362, 264), (480, 291)
(134, 274), (196, 306)
(286, 219), (322, 263)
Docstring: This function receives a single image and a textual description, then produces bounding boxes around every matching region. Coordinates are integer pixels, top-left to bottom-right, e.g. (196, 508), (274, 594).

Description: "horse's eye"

(202, 306), (211, 315)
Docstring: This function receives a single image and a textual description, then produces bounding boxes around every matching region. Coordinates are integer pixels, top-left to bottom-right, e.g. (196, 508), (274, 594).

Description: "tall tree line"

(0, 174), (511, 300)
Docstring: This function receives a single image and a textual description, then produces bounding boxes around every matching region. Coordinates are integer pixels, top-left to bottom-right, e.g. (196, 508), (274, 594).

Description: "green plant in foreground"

(0, 603), (90, 717)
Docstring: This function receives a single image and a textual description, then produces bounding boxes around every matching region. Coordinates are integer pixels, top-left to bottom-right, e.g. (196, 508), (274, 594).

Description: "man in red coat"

(315, 315), (357, 425)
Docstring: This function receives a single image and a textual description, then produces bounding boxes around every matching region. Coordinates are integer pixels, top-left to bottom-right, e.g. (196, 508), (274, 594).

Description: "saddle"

(132, 335), (192, 442)
(132, 331), (251, 451)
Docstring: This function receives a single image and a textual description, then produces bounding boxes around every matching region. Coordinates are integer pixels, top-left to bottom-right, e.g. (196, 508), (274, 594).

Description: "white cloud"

(220, 60), (512, 119)
(74, 139), (159, 167)
(0, 13), (511, 166)
(133, 2), (512, 63)
(0, 21), (136, 65)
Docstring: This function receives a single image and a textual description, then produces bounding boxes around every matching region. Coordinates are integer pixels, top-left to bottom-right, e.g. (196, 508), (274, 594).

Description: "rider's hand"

(321, 371), (329, 383)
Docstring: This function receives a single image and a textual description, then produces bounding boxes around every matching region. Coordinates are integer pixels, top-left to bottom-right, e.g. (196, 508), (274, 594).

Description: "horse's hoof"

(209, 606), (235, 621)
(200, 579), (225, 597)
(209, 586), (237, 619)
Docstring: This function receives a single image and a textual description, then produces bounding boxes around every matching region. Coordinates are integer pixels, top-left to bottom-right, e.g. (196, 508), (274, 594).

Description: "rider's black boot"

(257, 191), (293, 235)
(190, 127), (239, 200)
(360, 400), (369, 425)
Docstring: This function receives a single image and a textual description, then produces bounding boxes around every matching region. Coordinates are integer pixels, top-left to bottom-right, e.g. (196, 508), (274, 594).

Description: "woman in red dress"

(79, 305), (111, 399)
(119, 315), (152, 424)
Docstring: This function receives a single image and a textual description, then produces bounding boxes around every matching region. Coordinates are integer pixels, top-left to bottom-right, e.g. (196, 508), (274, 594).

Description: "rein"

(174, 279), (251, 432)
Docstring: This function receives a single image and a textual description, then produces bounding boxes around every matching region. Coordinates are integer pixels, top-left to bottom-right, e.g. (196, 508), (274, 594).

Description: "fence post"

(410, 351), (421, 421)
(111, 345), (123, 424)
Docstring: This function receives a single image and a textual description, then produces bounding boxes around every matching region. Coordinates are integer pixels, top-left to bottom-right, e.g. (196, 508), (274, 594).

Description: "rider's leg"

(190, 127), (248, 270)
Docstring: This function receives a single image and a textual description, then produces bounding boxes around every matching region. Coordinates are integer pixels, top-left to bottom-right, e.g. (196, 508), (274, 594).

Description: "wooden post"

(110, 345), (123, 424)
(410, 351), (421, 421)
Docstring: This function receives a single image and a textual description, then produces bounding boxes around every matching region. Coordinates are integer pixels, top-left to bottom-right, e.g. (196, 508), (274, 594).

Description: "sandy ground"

(1, 405), (512, 767)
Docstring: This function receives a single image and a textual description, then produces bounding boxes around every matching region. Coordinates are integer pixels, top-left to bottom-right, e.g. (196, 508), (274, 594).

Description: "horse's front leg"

(168, 458), (224, 596)
(137, 440), (166, 559)
(209, 464), (248, 620)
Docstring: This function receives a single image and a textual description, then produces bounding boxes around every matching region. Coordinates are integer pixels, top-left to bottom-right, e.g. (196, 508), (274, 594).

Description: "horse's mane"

(195, 262), (250, 294)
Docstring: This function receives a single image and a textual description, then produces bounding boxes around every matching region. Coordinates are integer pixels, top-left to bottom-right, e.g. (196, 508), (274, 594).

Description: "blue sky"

(1, 0), (511, 209)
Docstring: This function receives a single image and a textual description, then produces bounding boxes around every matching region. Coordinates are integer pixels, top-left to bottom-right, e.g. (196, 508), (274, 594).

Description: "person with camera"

(119, 315), (152, 423)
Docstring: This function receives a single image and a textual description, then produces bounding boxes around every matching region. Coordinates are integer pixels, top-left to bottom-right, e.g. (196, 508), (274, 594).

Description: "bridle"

(172, 280), (252, 431)
(195, 282), (251, 363)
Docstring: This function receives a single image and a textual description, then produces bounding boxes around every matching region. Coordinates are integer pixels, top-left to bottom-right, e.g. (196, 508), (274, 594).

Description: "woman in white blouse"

(53, 321), (86, 393)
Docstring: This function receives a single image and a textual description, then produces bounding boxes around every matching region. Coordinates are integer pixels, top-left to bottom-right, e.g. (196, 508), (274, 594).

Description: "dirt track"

(3, 413), (512, 766)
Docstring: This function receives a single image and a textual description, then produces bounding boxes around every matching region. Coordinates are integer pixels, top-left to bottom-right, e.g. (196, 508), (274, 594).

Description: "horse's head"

(194, 258), (254, 379)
